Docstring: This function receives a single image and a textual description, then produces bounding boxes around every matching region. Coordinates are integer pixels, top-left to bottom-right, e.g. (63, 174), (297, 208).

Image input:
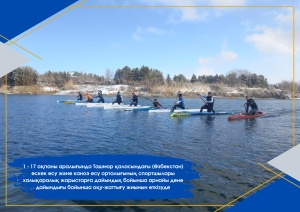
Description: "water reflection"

(244, 119), (257, 130)
(3, 95), (298, 209)
(205, 115), (215, 126)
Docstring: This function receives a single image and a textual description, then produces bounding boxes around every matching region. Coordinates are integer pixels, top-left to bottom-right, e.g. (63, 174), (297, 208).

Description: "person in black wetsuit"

(77, 92), (82, 101)
(112, 91), (123, 105)
(244, 96), (258, 115)
(130, 92), (138, 106)
(199, 91), (215, 113)
(94, 90), (105, 103)
(153, 99), (162, 108)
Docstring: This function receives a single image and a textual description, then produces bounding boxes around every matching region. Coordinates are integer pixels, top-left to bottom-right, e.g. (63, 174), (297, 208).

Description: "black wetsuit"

(130, 95), (138, 106)
(94, 93), (105, 103)
(77, 94), (82, 101)
(245, 99), (258, 115)
(153, 101), (162, 108)
(200, 95), (215, 113)
(112, 94), (122, 105)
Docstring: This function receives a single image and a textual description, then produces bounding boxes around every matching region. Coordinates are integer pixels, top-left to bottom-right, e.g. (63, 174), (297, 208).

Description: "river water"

(0, 94), (299, 212)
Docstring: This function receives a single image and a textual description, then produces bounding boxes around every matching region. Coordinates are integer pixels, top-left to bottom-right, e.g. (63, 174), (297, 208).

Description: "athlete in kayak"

(94, 90), (105, 103)
(112, 91), (123, 105)
(199, 91), (215, 113)
(153, 99), (162, 108)
(130, 92), (138, 106)
(85, 92), (93, 103)
(77, 92), (82, 101)
(244, 96), (258, 115)
(171, 93), (185, 112)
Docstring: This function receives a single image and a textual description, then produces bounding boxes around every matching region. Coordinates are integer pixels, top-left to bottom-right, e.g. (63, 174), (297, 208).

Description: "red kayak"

(228, 112), (266, 121)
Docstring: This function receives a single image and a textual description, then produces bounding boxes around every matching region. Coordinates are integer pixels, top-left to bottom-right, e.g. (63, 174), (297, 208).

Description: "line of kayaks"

(58, 100), (266, 120)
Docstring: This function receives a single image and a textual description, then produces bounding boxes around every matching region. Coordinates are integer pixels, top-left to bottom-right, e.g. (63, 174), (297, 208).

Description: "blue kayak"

(57, 100), (83, 103)
(170, 111), (233, 117)
(124, 107), (155, 111)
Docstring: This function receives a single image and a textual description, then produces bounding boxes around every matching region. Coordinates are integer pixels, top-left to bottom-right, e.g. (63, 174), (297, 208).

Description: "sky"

(10, 0), (299, 84)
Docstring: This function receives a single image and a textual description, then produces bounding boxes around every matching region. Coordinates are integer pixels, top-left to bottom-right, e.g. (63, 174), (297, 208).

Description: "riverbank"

(0, 84), (296, 99)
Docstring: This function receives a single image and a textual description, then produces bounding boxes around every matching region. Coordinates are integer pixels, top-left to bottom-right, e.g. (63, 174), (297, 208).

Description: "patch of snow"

(43, 86), (58, 92)
(54, 85), (135, 96)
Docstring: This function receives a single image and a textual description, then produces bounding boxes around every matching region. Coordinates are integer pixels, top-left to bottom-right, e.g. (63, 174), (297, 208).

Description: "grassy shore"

(0, 83), (295, 99)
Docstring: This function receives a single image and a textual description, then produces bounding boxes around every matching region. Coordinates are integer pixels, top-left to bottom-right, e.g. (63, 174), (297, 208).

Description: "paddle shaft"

(174, 91), (181, 105)
(144, 97), (154, 102)
(144, 97), (166, 109)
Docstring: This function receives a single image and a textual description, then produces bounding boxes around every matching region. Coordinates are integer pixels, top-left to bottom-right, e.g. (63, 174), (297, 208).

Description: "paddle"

(174, 91), (181, 105)
(243, 104), (252, 115)
(144, 97), (166, 109)
(243, 104), (258, 115)
(196, 93), (215, 113)
(243, 104), (247, 114)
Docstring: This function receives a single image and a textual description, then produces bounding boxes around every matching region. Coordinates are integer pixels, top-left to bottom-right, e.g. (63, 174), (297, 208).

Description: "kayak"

(170, 111), (233, 117)
(228, 112), (266, 121)
(86, 103), (112, 108)
(105, 105), (150, 110)
(149, 109), (207, 113)
(57, 100), (82, 103)
(124, 107), (155, 111)
(103, 104), (149, 110)
(75, 102), (112, 106)
(75, 102), (91, 106)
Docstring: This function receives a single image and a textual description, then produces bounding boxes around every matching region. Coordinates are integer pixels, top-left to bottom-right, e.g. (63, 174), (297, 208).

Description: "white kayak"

(75, 102), (91, 106)
(148, 108), (207, 113)
(86, 103), (113, 108)
(57, 100), (83, 103)
(75, 102), (110, 106)
(103, 104), (150, 110)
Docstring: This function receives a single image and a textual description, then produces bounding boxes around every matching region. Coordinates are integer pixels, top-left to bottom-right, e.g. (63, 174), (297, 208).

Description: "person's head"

(132, 92), (135, 96)
(78, 92), (81, 94)
(178, 93), (183, 97)
(154, 99), (157, 102)
(117, 91), (120, 94)
(98, 90), (102, 93)
(245, 95), (249, 100)
(208, 91), (212, 96)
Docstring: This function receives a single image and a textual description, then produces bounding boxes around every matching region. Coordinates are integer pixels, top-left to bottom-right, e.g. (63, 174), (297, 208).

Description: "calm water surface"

(0, 94), (299, 212)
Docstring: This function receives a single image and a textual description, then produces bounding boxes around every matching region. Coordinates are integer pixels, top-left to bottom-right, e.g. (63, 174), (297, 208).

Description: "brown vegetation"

(0, 83), (296, 99)
(62, 80), (75, 90)
(10, 85), (46, 94)
(0, 65), (298, 99)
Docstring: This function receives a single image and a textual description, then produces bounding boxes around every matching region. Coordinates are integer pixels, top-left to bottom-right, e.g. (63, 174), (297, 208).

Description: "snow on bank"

(2, 84), (293, 99)
(55, 85), (133, 96)
(43, 86), (59, 92)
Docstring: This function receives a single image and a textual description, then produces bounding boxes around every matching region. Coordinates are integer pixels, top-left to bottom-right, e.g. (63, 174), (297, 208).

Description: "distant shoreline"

(0, 92), (292, 100)
(0, 84), (296, 99)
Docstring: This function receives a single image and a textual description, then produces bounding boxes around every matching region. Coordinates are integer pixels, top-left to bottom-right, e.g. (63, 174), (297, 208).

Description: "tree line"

(0, 65), (298, 92)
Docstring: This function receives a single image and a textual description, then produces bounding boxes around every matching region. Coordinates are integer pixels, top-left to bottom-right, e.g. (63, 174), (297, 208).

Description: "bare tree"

(104, 69), (114, 85)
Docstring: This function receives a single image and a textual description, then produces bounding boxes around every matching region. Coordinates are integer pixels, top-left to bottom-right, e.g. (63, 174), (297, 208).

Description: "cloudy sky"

(11, 0), (299, 84)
